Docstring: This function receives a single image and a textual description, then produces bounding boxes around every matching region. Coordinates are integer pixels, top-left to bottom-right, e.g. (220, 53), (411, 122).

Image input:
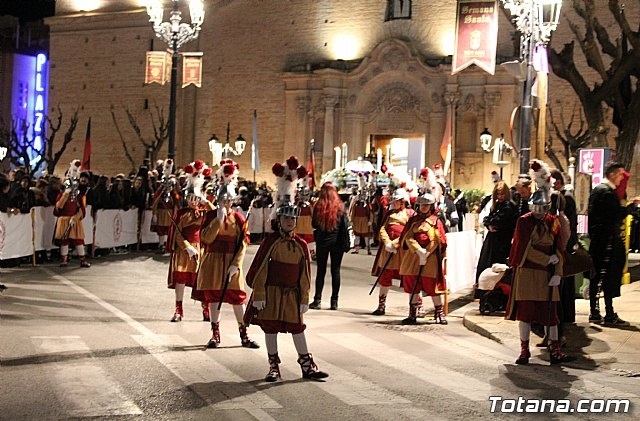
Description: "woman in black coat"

(309, 182), (350, 310)
(474, 181), (517, 299)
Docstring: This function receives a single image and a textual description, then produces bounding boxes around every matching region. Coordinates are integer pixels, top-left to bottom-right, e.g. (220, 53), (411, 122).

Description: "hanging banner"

(145, 51), (170, 85)
(182, 52), (203, 88)
(452, 0), (498, 75)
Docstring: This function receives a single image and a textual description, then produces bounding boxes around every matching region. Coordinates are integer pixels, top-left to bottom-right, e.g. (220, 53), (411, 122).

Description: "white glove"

(185, 245), (198, 258)
(548, 275), (561, 287)
(151, 214), (158, 225)
(416, 248), (429, 266)
(253, 300), (266, 311)
(64, 187), (72, 194)
(367, 221), (373, 226)
(300, 304), (309, 314)
(217, 206), (227, 222)
(227, 264), (239, 277)
(548, 254), (560, 265)
(384, 242), (397, 254)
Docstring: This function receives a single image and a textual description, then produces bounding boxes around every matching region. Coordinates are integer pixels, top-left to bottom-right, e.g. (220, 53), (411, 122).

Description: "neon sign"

(33, 53), (48, 154)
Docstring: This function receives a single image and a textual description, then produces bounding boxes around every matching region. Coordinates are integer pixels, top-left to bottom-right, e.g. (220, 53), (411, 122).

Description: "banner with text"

(182, 53), (203, 88)
(145, 51), (171, 85)
(452, 0), (498, 75)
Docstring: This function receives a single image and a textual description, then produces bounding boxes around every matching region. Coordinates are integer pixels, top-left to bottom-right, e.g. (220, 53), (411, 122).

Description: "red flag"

(81, 117), (91, 171)
(440, 106), (452, 175)
(308, 139), (316, 190)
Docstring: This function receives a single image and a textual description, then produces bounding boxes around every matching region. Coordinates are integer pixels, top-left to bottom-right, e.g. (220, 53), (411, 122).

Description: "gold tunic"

(399, 216), (445, 278)
(197, 212), (247, 292)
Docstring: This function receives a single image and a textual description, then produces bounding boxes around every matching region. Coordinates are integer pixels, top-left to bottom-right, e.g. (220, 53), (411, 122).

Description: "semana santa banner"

(182, 52), (203, 88)
(145, 51), (170, 85)
(452, 0), (499, 75)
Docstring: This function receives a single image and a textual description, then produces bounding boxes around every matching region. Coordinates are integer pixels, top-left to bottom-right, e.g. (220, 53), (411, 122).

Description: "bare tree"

(111, 103), (169, 173)
(45, 106), (80, 175)
(548, 0), (640, 169)
(0, 106), (78, 175)
(544, 102), (593, 172)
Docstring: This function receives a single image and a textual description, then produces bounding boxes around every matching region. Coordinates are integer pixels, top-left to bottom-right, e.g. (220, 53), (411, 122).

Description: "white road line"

(43, 268), (279, 421)
(132, 334), (281, 414)
(407, 332), (640, 400)
(321, 333), (513, 402)
(275, 344), (411, 406)
(31, 336), (142, 417)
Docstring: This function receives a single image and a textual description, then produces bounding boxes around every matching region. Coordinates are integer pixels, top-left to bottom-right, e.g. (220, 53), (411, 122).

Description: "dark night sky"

(0, 0), (56, 22)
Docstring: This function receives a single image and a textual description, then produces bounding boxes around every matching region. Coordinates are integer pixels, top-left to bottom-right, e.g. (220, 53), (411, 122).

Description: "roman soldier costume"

(398, 190), (448, 325)
(506, 159), (575, 365)
(192, 159), (259, 349)
(349, 172), (374, 254)
(53, 159), (90, 268)
(166, 159), (209, 322)
(370, 187), (415, 315)
(151, 159), (179, 254)
(244, 157), (328, 382)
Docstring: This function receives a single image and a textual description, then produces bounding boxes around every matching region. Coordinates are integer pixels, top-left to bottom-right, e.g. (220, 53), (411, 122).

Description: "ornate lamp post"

(208, 124), (246, 166)
(145, 0), (205, 161)
(480, 128), (513, 180)
(501, 0), (562, 173)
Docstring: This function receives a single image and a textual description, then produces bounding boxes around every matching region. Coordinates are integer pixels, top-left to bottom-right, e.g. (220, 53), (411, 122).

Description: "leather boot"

(515, 340), (530, 365)
(297, 353), (329, 380)
(431, 305), (447, 325)
(549, 340), (576, 364)
(265, 353), (281, 382)
(202, 302), (210, 322)
(309, 299), (321, 310)
(79, 257), (91, 268)
(170, 301), (183, 322)
(371, 295), (387, 316)
(60, 255), (69, 267)
(401, 303), (418, 325)
(207, 322), (221, 348)
(330, 298), (338, 310)
(239, 324), (260, 348)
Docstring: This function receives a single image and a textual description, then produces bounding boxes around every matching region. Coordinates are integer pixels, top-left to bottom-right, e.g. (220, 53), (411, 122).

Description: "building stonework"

(46, 0), (638, 195)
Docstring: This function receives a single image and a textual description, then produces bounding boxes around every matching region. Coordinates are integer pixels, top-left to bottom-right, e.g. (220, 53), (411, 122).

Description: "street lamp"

(145, 0), (205, 162)
(501, 0), (562, 174)
(208, 129), (246, 166)
(480, 128), (513, 180)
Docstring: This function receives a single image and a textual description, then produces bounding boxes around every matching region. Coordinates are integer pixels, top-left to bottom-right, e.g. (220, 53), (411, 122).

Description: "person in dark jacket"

(474, 181), (517, 300)
(587, 162), (636, 326)
(11, 175), (36, 214)
(309, 182), (349, 310)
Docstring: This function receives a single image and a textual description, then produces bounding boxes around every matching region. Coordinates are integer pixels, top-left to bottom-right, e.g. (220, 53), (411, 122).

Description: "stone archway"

(283, 38), (520, 190)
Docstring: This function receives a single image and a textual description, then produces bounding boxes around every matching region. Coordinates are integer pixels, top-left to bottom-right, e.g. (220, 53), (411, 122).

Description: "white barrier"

(0, 207), (163, 261)
(445, 230), (477, 293)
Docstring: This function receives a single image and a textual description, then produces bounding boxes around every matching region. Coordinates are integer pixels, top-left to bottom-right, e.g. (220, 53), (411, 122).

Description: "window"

(385, 0), (412, 21)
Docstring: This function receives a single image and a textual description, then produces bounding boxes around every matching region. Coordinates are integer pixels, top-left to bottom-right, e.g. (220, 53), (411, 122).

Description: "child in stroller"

(477, 263), (512, 315)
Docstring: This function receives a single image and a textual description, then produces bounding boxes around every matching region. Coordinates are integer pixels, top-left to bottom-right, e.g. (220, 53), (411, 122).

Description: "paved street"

(1, 247), (638, 421)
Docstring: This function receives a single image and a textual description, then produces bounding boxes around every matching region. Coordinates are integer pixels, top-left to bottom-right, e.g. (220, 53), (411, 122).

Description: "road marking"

(31, 336), (142, 417)
(322, 333), (513, 402)
(132, 334), (281, 416)
(275, 343), (411, 406)
(42, 268), (279, 421)
(407, 332), (640, 400)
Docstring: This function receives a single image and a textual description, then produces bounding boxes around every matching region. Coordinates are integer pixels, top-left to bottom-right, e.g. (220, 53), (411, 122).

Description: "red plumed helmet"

(73, 160), (81, 167)
(272, 162), (285, 177)
(223, 163), (235, 176)
(530, 161), (541, 172)
(296, 166), (308, 179)
(286, 156), (299, 170)
(184, 164), (194, 174)
(419, 168), (429, 179)
(193, 159), (204, 171)
(202, 168), (212, 177)
(381, 164), (387, 174)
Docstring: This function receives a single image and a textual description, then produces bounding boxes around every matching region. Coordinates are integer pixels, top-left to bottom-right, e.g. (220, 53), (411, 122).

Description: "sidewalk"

(462, 276), (640, 374)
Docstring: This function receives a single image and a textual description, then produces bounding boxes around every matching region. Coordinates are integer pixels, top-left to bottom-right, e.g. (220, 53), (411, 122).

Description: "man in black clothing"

(513, 174), (532, 217)
(587, 162), (635, 326)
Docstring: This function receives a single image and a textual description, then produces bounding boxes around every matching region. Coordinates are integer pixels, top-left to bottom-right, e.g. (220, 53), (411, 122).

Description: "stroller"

(478, 264), (513, 315)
